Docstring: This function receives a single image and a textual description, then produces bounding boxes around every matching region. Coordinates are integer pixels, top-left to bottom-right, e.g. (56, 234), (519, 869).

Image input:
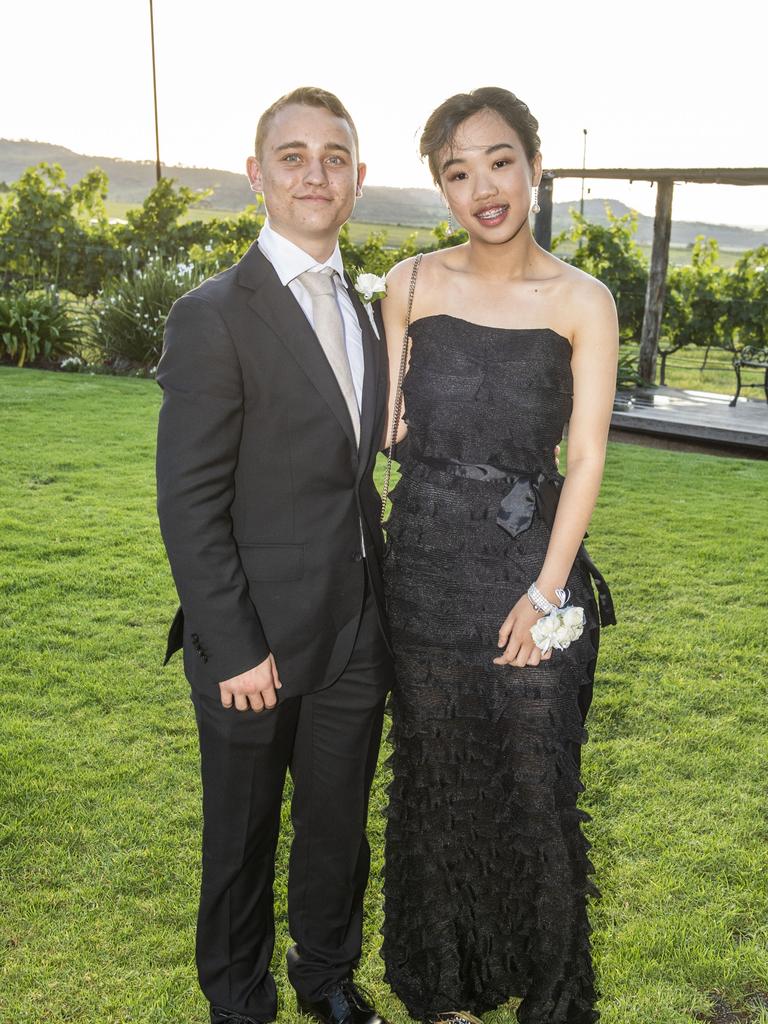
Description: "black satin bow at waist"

(414, 454), (616, 627)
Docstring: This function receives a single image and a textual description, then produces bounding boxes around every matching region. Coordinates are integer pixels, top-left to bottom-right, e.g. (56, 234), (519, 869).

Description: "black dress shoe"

(210, 1005), (265, 1024)
(297, 978), (390, 1024)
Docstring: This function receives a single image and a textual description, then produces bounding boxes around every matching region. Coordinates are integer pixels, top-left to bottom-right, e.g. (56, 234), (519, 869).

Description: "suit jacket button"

(191, 633), (199, 641)
(352, 551), (363, 562)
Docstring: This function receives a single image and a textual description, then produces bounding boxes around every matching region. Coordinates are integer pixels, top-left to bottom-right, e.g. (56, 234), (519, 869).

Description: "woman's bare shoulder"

(548, 253), (615, 311)
(386, 254), (419, 285)
(386, 247), (460, 285)
(533, 253), (615, 336)
(384, 248), (465, 318)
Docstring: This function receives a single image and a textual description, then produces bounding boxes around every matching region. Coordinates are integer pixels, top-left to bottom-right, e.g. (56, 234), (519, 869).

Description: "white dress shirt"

(257, 219), (368, 554)
(257, 219), (364, 415)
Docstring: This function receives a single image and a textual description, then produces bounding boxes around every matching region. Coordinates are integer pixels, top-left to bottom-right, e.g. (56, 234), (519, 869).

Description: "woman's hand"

(494, 593), (553, 667)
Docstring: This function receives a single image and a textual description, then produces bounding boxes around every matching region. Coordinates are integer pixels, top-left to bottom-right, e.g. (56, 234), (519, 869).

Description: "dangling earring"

(531, 185), (541, 214)
(447, 208), (455, 235)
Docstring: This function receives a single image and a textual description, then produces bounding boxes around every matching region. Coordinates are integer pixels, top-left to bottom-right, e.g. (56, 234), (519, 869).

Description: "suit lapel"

(238, 242), (357, 449)
(345, 271), (380, 468)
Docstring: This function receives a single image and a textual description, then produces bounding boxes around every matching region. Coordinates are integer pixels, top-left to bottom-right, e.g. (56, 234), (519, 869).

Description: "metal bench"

(730, 346), (768, 407)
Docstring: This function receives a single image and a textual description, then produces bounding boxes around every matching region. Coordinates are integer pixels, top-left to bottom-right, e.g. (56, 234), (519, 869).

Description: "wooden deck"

(609, 387), (768, 458)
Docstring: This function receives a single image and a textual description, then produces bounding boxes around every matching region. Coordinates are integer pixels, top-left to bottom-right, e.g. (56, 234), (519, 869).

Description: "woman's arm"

(379, 256), (420, 450)
(495, 277), (619, 667)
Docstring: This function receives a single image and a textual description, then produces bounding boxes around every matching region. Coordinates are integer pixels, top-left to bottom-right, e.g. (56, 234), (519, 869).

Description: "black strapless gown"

(381, 316), (612, 1024)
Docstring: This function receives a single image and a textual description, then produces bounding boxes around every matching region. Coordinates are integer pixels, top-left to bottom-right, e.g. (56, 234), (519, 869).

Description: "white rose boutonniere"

(354, 273), (387, 305)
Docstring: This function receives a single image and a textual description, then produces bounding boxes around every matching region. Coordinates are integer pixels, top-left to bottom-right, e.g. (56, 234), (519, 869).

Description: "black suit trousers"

(190, 580), (392, 1021)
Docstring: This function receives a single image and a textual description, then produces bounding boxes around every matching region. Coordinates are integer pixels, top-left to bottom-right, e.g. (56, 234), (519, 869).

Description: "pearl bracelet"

(527, 583), (570, 615)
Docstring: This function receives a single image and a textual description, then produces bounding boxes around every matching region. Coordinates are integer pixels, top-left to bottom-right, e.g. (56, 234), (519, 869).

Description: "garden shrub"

(116, 177), (214, 262)
(724, 245), (768, 348)
(92, 256), (203, 369)
(0, 287), (86, 367)
(0, 163), (123, 296)
(187, 206), (266, 276)
(662, 237), (730, 352)
(553, 206), (648, 343)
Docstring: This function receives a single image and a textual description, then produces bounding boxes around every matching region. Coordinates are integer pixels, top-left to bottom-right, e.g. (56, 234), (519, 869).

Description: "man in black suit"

(156, 87), (393, 1024)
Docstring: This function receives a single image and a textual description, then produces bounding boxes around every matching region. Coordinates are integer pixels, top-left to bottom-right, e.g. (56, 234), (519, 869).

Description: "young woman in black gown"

(379, 89), (618, 1024)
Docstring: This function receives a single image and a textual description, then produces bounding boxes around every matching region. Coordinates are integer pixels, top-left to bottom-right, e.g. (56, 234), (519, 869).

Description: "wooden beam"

(545, 167), (768, 185)
(533, 172), (554, 251)
(639, 178), (674, 384)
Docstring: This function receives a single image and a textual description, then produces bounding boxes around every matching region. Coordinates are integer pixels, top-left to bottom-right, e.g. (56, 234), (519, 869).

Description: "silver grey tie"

(298, 268), (360, 445)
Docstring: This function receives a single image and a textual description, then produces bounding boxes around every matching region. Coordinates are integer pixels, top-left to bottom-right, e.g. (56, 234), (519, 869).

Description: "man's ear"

(246, 155), (263, 192)
(356, 162), (367, 197)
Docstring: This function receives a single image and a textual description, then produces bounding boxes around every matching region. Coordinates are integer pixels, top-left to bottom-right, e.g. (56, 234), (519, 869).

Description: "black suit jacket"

(155, 240), (389, 696)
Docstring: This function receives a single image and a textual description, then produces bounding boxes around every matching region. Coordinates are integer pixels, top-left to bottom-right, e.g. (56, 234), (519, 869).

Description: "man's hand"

(219, 653), (282, 712)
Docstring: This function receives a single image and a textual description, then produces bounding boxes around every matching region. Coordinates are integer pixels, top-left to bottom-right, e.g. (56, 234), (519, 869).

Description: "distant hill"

(567, 198), (768, 251)
(0, 139), (252, 208)
(2, 139), (767, 251)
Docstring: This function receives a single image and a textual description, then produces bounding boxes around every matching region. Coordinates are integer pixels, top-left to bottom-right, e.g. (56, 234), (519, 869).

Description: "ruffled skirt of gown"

(381, 454), (602, 1024)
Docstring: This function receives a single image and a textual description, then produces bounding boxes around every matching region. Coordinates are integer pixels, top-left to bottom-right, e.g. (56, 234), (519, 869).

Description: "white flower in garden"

(354, 273), (386, 304)
(60, 356), (84, 372)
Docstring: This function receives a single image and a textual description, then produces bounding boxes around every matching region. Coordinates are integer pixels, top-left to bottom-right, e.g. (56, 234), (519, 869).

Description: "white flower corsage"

(354, 273), (387, 304)
(530, 603), (586, 653)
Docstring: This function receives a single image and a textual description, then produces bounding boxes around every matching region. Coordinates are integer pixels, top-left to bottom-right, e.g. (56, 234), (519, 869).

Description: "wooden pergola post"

(638, 177), (674, 384)
(533, 172), (554, 251)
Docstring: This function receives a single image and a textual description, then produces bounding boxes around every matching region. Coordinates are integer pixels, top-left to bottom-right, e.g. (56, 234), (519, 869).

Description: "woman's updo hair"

(420, 87), (541, 187)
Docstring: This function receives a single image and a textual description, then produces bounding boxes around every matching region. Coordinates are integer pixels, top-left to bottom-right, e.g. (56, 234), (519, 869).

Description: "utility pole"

(149, 0), (162, 183)
(579, 128), (587, 216)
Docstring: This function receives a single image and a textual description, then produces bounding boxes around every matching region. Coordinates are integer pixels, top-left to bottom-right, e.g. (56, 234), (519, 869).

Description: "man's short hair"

(255, 87), (360, 160)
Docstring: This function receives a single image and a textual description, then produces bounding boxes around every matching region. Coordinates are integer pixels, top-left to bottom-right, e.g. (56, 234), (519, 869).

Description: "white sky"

(3, 0), (767, 228)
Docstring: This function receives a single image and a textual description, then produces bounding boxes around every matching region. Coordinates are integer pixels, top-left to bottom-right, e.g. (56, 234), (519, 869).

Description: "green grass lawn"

(1, 368), (767, 1024)
(657, 349), (736, 395)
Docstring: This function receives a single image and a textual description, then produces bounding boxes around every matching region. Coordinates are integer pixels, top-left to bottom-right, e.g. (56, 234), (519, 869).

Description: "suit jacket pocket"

(238, 543), (305, 582)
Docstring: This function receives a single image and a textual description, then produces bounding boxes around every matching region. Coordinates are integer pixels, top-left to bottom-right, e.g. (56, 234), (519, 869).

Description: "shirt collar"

(257, 219), (347, 289)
